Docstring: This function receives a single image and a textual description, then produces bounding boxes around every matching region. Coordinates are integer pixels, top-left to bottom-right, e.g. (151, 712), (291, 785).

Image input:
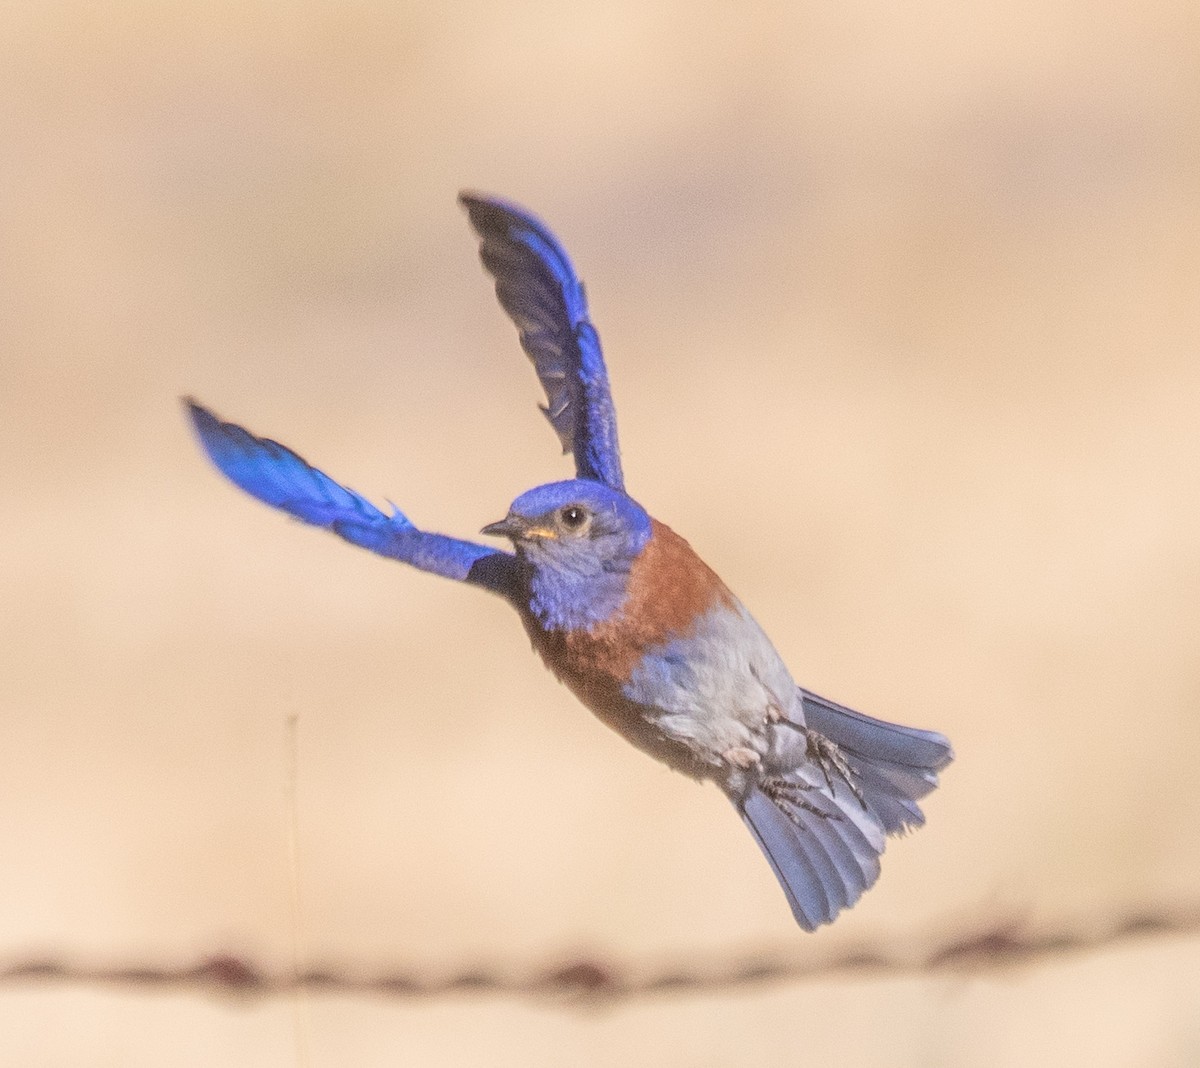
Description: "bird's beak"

(480, 515), (557, 541)
(481, 516), (522, 539)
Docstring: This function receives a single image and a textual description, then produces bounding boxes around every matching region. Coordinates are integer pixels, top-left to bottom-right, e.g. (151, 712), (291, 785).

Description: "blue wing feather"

(185, 399), (519, 597)
(459, 193), (625, 491)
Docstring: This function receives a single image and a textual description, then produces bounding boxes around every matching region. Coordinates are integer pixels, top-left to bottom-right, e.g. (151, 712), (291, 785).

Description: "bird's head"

(482, 479), (652, 629)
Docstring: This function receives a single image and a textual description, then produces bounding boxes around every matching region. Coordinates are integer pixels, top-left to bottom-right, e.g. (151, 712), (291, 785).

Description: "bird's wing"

(186, 400), (520, 598)
(460, 193), (625, 491)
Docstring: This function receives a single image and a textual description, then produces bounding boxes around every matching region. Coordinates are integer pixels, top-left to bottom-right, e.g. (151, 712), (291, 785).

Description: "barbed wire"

(3, 905), (1198, 1003)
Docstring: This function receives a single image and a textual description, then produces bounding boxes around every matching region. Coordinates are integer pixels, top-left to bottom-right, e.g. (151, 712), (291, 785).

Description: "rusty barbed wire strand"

(3, 906), (1198, 1003)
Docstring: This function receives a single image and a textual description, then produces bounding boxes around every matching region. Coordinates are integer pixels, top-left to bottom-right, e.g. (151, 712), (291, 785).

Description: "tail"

(799, 688), (953, 835)
(734, 688), (953, 931)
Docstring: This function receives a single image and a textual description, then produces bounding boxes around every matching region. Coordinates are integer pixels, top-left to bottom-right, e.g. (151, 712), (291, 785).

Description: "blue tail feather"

(735, 690), (951, 929)
(800, 688), (953, 836)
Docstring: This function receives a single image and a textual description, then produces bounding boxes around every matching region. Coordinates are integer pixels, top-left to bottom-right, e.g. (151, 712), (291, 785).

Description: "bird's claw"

(762, 775), (840, 825)
(805, 730), (867, 809)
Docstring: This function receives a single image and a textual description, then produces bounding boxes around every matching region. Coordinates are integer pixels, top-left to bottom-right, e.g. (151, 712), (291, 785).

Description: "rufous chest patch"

(520, 519), (735, 705)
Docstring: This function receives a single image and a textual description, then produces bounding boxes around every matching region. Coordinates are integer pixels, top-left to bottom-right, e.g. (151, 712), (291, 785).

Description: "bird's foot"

(805, 731), (866, 808)
(762, 775), (840, 824)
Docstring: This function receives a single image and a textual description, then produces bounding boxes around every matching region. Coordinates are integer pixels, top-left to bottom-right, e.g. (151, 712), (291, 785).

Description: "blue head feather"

(486, 479), (652, 631)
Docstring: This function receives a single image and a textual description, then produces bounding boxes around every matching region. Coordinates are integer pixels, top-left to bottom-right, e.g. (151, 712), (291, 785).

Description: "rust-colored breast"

(520, 519), (735, 719)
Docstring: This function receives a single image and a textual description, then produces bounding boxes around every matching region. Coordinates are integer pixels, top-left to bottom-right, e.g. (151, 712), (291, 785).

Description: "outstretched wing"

(460, 193), (625, 491)
(185, 400), (519, 598)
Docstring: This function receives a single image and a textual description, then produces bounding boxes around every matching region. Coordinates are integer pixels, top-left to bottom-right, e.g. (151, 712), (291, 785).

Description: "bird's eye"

(558, 505), (589, 532)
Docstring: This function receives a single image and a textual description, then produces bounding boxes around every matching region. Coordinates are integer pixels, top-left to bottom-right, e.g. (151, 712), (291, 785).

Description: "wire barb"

(4, 907), (1196, 1004)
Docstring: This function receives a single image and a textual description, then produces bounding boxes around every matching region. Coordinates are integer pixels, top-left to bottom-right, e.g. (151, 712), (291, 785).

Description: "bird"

(186, 192), (952, 931)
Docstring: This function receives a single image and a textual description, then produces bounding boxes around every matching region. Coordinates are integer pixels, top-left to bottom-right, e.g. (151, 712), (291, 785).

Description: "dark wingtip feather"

(458, 192), (555, 253)
(183, 395), (215, 433)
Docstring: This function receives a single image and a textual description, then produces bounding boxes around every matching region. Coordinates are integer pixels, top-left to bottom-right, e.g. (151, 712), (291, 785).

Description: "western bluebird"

(187, 193), (952, 931)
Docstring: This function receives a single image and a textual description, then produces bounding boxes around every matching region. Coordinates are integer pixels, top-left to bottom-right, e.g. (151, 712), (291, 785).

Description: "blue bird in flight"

(187, 193), (952, 930)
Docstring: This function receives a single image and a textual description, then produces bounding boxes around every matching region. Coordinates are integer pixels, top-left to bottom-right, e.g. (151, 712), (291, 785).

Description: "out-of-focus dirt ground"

(2, 2), (1199, 1064)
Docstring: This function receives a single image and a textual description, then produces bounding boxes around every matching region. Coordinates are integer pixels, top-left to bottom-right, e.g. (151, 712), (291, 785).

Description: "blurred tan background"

(2, 0), (1199, 1064)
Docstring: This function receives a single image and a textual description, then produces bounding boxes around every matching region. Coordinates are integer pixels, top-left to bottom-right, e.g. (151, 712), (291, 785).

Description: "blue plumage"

(483, 480), (652, 631)
(186, 399), (516, 594)
(460, 194), (624, 491)
(187, 193), (953, 931)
